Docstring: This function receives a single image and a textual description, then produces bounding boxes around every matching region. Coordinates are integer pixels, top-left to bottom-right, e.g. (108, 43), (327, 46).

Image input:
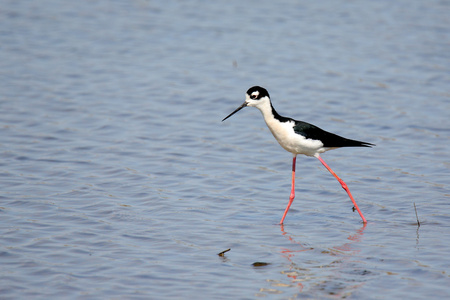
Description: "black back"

(293, 121), (374, 148)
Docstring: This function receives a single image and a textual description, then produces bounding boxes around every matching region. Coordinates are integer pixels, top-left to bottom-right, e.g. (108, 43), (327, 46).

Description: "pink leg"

(280, 155), (296, 224)
(316, 155), (367, 223)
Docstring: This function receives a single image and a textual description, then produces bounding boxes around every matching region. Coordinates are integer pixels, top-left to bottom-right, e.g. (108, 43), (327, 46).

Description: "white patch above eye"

(251, 91), (259, 98)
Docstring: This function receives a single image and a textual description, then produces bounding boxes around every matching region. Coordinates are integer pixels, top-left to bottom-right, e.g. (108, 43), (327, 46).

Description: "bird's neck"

(257, 101), (290, 124)
(270, 103), (291, 122)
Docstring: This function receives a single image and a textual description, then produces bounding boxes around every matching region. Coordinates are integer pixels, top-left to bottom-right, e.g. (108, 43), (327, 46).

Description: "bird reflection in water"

(272, 223), (368, 295)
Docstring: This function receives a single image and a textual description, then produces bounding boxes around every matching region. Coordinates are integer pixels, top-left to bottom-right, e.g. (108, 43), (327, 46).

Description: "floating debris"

(252, 262), (270, 267)
(414, 202), (420, 227)
(217, 249), (231, 256)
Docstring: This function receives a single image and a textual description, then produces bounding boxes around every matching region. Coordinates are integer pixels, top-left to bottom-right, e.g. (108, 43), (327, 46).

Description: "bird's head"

(222, 86), (271, 121)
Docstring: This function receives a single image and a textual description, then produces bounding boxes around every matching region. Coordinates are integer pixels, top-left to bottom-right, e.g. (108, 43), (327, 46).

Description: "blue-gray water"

(1, 0), (449, 299)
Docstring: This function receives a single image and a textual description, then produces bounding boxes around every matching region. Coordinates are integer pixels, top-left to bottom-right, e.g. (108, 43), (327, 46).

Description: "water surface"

(1, 0), (449, 299)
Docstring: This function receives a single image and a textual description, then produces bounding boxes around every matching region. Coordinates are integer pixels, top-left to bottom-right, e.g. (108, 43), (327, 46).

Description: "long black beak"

(222, 102), (248, 122)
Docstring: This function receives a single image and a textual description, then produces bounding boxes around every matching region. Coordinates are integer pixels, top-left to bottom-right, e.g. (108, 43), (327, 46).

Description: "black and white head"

(222, 86), (271, 121)
(245, 86), (270, 107)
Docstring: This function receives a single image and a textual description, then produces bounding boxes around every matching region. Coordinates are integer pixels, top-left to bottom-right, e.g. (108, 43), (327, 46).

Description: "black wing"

(293, 121), (374, 148)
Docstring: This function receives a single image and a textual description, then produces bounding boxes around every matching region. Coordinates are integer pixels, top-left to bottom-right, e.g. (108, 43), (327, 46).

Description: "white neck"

(256, 100), (277, 123)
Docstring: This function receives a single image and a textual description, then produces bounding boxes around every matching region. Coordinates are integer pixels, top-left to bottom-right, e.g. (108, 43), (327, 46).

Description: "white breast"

(264, 118), (325, 156)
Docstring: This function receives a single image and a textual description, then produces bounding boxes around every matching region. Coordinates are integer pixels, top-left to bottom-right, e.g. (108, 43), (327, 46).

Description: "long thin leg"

(316, 155), (367, 223)
(280, 155), (296, 224)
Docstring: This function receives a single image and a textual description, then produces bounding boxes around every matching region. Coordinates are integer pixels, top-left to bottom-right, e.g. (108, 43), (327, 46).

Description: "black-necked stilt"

(222, 86), (374, 224)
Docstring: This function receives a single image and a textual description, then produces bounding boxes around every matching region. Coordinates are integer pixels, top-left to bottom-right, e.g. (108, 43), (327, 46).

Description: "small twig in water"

(414, 202), (420, 227)
(218, 249), (231, 256)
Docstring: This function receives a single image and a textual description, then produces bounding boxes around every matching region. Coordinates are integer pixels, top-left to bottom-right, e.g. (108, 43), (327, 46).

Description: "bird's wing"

(293, 121), (373, 148)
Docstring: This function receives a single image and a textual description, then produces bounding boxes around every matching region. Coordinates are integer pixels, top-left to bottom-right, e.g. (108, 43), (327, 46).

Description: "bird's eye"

(251, 94), (258, 99)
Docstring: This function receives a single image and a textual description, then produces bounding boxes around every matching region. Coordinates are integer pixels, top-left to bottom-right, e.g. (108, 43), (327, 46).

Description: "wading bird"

(222, 86), (374, 224)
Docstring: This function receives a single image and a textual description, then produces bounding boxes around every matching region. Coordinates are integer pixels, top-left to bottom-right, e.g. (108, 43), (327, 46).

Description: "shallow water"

(1, 0), (449, 299)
